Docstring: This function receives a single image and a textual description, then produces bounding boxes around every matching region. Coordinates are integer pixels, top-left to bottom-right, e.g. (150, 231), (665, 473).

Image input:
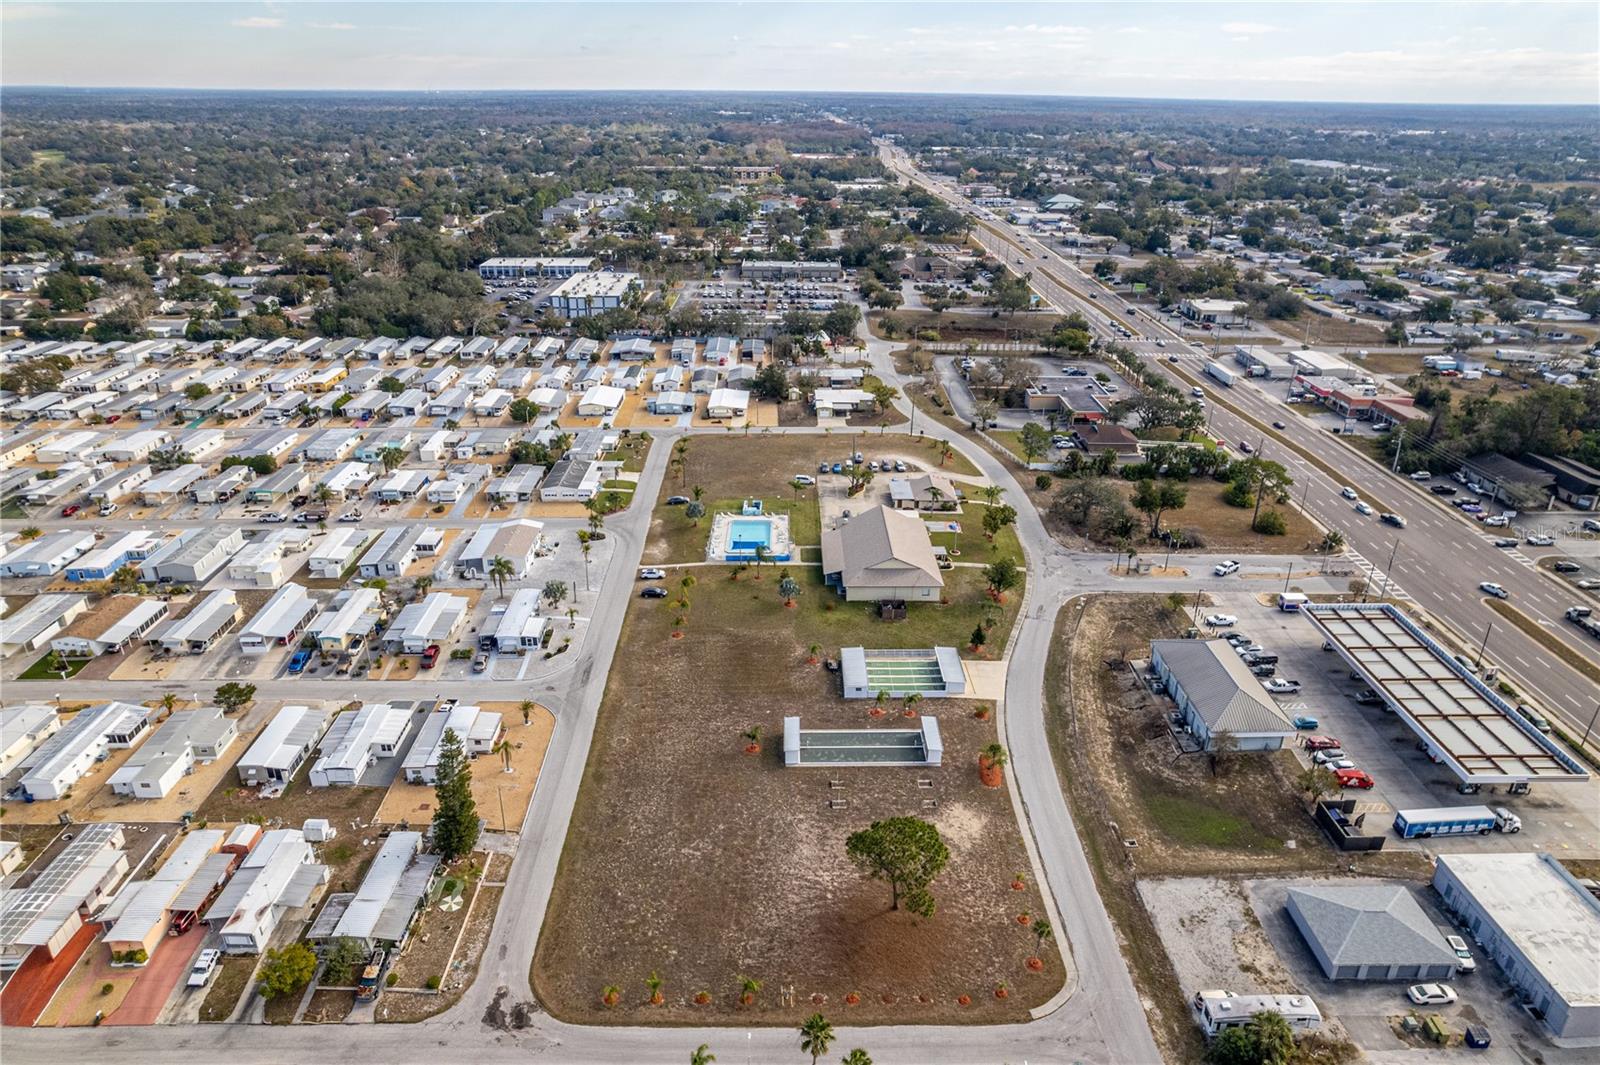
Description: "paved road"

(9, 392), (1169, 1062)
(881, 142), (1600, 743)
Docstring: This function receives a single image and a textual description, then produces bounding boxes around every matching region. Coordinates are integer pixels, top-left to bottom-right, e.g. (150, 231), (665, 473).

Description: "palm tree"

(519, 699), (534, 726)
(938, 439), (954, 467)
(777, 572), (800, 606)
(982, 743), (1009, 769)
(488, 556), (515, 598)
(752, 543), (770, 579)
(691, 484), (704, 504)
(672, 439), (690, 485)
(492, 737), (514, 773)
(159, 692), (178, 714)
(413, 574), (434, 601)
(840, 1052), (873, 1065)
(313, 483), (335, 506)
(874, 689), (889, 714)
(645, 971), (664, 1006)
(902, 692), (924, 718)
(678, 574), (697, 609)
(379, 446), (406, 473)
(738, 974), (761, 1005)
(690, 1046), (716, 1065)
(789, 477), (808, 500)
(980, 484), (1004, 507)
(799, 1013), (835, 1065)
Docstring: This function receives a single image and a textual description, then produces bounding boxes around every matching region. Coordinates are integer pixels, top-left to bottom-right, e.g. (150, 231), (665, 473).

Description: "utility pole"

(1473, 620), (1493, 669)
(1283, 561), (1294, 594)
(1581, 703), (1600, 751)
(1392, 427), (1405, 473)
(1377, 539), (1401, 600)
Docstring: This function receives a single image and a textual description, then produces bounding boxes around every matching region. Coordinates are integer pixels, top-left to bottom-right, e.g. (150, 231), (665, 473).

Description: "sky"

(3, 1), (1597, 105)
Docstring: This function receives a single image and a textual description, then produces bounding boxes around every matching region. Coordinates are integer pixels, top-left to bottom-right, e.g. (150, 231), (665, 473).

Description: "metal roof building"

(309, 701), (416, 787)
(101, 830), (226, 955)
(1286, 883), (1458, 981)
(235, 704), (331, 787)
(146, 588), (241, 654)
(401, 703), (502, 784)
(381, 593), (467, 654)
(1304, 604), (1587, 786)
(237, 583), (319, 654)
(0, 823), (128, 971)
(1150, 640), (1296, 751)
(1434, 852), (1600, 1041)
(17, 701), (153, 801)
(204, 829), (327, 954)
(107, 706), (237, 799)
(0, 703), (61, 777)
(315, 831), (438, 948)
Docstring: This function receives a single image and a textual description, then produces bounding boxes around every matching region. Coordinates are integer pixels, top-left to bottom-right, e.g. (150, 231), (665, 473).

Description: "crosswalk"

(1341, 548), (1414, 603)
(1485, 540), (1538, 569)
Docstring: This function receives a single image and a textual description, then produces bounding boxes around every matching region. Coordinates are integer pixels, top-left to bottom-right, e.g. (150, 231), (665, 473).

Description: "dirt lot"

(377, 876), (502, 1022)
(1033, 476), (1324, 555)
(198, 954), (258, 1022)
(1043, 594), (1430, 1063)
(376, 705), (554, 833)
(533, 573), (1059, 1024)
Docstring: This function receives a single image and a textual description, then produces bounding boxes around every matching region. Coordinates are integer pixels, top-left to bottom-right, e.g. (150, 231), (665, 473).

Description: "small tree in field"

(256, 943), (317, 1000)
(845, 817), (949, 918)
(431, 729), (479, 860)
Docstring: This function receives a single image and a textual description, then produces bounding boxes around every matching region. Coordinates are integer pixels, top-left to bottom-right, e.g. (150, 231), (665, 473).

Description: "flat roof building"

(237, 583), (319, 654)
(0, 823), (128, 972)
(235, 704), (331, 788)
(107, 706), (237, 799)
(147, 589), (242, 655)
(400, 703), (502, 784)
(313, 831), (437, 949)
(0, 594), (89, 656)
(0, 704), (61, 777)
(1433, 852), (1600, 1042)
(309, 701), (416, 787)
(203, 829), (327, 954)
(17, 701), (154, 801)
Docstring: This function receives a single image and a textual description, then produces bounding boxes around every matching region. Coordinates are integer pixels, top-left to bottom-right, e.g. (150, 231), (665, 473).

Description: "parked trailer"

(1392, 805), (1520, 839)
(1205, 361), (1237, 387)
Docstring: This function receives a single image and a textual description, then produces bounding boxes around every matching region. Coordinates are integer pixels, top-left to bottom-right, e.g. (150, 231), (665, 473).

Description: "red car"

(1335, 768), (1375, 790)
(105, 414), (121, 423)
(60, 504), (81, 517)
(1304, 735), (1342, 752)
(419, 645), (441, 669)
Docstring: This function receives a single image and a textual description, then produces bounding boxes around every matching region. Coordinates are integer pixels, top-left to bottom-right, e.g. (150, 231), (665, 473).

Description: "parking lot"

(1197, 586), (1600, 857)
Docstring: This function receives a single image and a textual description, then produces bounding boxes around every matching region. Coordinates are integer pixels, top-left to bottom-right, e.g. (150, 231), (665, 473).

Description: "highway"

(881, 141), (1600, 745)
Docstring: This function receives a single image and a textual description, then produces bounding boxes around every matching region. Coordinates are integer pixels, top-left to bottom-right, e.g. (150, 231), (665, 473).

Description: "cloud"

(232, 16), (284, 29)
(309, 21), (356, 31)
(1221, 21), (1278, 35)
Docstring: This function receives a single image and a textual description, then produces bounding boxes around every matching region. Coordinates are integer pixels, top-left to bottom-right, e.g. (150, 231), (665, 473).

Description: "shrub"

(1034, 473), (1053, 490)
(386, 972), (399, 987)
(101, 983), (115, 995)
(426, 975), (441, 990)
(1223, 479), (1254, 508)
(1253, 510), (1288, 536)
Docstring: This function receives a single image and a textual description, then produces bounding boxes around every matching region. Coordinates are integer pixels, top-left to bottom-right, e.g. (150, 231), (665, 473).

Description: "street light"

(1581, 703), (1600, 751)
(1473, 620), (1494, 669)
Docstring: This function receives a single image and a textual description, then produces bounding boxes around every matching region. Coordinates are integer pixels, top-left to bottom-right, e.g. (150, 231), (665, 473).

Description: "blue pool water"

(729, 518), (772, 550)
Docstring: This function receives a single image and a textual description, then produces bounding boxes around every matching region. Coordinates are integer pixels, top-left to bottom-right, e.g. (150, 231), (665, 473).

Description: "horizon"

(3, 1), (1597, 106)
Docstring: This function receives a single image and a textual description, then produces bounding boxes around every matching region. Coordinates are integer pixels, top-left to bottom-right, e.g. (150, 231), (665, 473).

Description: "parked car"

(1553, 560), (1581, 573)
(260, 512), (287, 524)
(1213, 559), (1240, 576)
(286, 649), (313, 675)
(1478, 581), (1508, 599)
(1248, 663), (1276, 678)
(1525, 534), (1554, 546)
(472, 652), (489, 673)
(1446, 935), (1477, 974)
(420, 644), (441, 669)
(187, 949), (222, 989)
(1291, 715), (1319, 730)
(98, 502), (119, 516)
(1202, 613), (1237, 627)
(639, 568), (666, 580)
(793, 474), (816, 486)
(1483, 515), (1509, 527)
(817, 462), (830, 473)
(830, 462), (843, 474)
(1430, 485), (1458, 496)
(1334, 768), (1375, 789)
(1407, 984), (1457, 1006)
(60, 504), (80, 517)
(1409, 470), (1432, 481)
(641, 586), (668, 599)
(894, 460), (908, 472)
(1312, 748), (1348, 765)
(1263, 679), (1301, 694)
(1304, 735), (1342, 751)
(338, 510), (363, 523)
(665, 495), (689, 505)
(1584, 518), (1600, 533)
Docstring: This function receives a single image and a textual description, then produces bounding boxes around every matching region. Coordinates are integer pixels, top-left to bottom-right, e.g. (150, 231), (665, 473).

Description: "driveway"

(107, 928), (205, 1025)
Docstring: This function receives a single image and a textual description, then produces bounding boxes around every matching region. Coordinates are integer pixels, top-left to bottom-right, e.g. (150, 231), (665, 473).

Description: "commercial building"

(237, 583), (319, 654)
(739, 260), (843, 280)
(309, 701), (416, 787)
(234, 704), (331, 788)
(1523, 454), (1600, 511)
(1285, 883), (1459, 982)
(107, 706), (237, 799)
(400, 703), (502, 784)
(1287, 348), (1362, 381)
(476, 256), (596, 280)
(1178, 298), (1247, 326)
(1148, 639), (1296, 751)
(887, 473), (959, 511)
(1433, 852), (1600, 1042)
(16, 701), (154, 801)
(545, 271), (639, 319)
(821, 506), (944, 603)
(146, 589), (242, 655)
(203, 829), (328, 954)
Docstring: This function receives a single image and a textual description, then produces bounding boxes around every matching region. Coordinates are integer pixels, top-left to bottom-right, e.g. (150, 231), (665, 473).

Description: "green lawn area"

(1141, 789), (1283, 852)
(19, 653), (89, 681)
(0, 502), (29, 521)
(615, 435), (653, 473)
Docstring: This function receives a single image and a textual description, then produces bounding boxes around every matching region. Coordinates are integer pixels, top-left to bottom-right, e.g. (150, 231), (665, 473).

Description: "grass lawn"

(1141, 790), (1282, 851)
(198, 955), (257, 1023)
(615, 434), (653, 474)
(0, 502), (28, 521)
(533, 558), (1055, 1027)
(18, 654), (90, 681)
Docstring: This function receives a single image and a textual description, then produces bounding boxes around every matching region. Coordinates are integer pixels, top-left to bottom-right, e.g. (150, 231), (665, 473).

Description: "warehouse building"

(1433, 852), (1600, 1042)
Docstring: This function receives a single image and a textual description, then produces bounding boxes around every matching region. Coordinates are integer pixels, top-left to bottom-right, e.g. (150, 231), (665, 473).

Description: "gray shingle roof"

(1287, 884), (1458, 969)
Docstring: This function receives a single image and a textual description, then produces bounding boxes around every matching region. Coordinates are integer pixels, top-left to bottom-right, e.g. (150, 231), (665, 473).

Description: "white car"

(1479, 582), (1509, 599)
(187, 949), (221, 989)
(1263, 679), (1301, 695)
(639, 568), (666, 580)
(1190, 386), (1204, 398)
(1340, 486), (1359, 500)
(1312, 749), (1348, 765)
(1446, 935), (1477, 974)
(1409, 470), (1432, 482)
(1483, 515), (1509, 527)
(1213, 560), (1240, 576)
(1525, 534), (1554, 547)
(1202, 613), (1238, 627)
(1354, 501), (1374, 515)
(1407, 983), (1457, 1006)
(792, 474), (816, 486)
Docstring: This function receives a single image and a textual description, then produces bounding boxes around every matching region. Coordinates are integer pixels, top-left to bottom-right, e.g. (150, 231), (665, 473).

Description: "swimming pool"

(729, 518), (772, 552)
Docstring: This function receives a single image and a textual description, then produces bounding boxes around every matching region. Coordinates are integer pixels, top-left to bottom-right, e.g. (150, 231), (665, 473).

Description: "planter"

(869, 707), (886, 718)
(1010, 879), (1026, 891)
(994, 985), (1009, 1000)
(1026, 957), (1045, 972)
(670, 631), (685, 640)
(902, 709), (917, 719)
(978, 755), (1004, 788)
(975, 708), (991, 720)
(811, 993), (826, 1006)
(956, 994), (972, 1007)
(602, 992), (619, 1008)
(693, 991), (711, 1006)
(650, 992), (664, 1006)
(1016, 913), (1032, 926)
(744, 743), (760, 755)
(843, 992), (860, 1006)
(740, 993), (755, 1007)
